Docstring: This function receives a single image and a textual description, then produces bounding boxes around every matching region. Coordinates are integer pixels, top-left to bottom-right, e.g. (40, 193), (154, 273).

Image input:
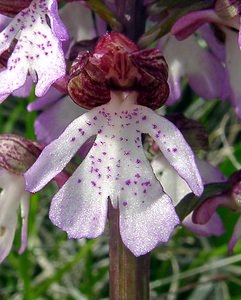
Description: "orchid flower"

(169, 2), (241, 118)
(159, 26), (226, 105)
(171, 3), (240, 46)
(0, 0), (68, 102)
(25, 32), (203, 256)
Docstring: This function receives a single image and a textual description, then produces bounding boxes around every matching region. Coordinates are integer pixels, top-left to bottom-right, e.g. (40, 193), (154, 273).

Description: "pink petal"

(184, 212), (224, 237)
(171, 9), (221, 40)
(0, 0), (67, 101)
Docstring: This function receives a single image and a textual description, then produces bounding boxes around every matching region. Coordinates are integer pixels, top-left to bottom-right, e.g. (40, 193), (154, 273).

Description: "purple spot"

(167, 148), (171, 152)
(141, 181), (151, 186)
(172, 148), (177, 152)
(91, 181), (96, 187)
(135, 173), (141, 178)
(143, 189), (147, 194)
(152, 124), (157, 129)
(123, 201), (128, 207)
(102, 152), (107, 155)
(71, 137), (76, 142)
(136, 159), (141, 164)
(98, 129), (102, 134)
(77, 179), (82, 183)
(125, 179), (131, 186)
(142, 116), (147, 120)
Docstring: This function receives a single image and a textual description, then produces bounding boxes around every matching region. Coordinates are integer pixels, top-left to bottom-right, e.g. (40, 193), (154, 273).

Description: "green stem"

(109, 202), (150, 300)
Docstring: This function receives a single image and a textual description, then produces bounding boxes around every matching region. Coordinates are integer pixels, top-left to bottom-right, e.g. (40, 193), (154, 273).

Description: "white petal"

(25, 107), (100, 192)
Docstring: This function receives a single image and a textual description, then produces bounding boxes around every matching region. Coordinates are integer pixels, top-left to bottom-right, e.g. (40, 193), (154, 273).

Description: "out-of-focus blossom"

(169, 3), (241, 117)
(152, 155), (226, 237)
(159, 26), (226, 104)
(0, 134), (42, 263)
(0, 0), (68, 102)
(25, 32), (203, 256)
(171, 7), (239, 44)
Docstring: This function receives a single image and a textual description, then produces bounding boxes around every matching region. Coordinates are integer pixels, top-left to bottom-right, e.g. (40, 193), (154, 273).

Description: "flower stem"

(109, 202), (150, 300)
(115, 0), (146, 41)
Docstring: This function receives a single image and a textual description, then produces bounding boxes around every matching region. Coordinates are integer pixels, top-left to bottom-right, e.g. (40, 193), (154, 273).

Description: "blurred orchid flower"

(170, 2), (241, 118)
(0, 0), (68, 102)
(159, 26), (226, 105)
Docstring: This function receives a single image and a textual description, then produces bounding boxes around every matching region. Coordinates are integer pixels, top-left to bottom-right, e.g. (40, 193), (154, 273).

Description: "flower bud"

(0, 134), (42, 175)
(68, 32), (169, 110)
